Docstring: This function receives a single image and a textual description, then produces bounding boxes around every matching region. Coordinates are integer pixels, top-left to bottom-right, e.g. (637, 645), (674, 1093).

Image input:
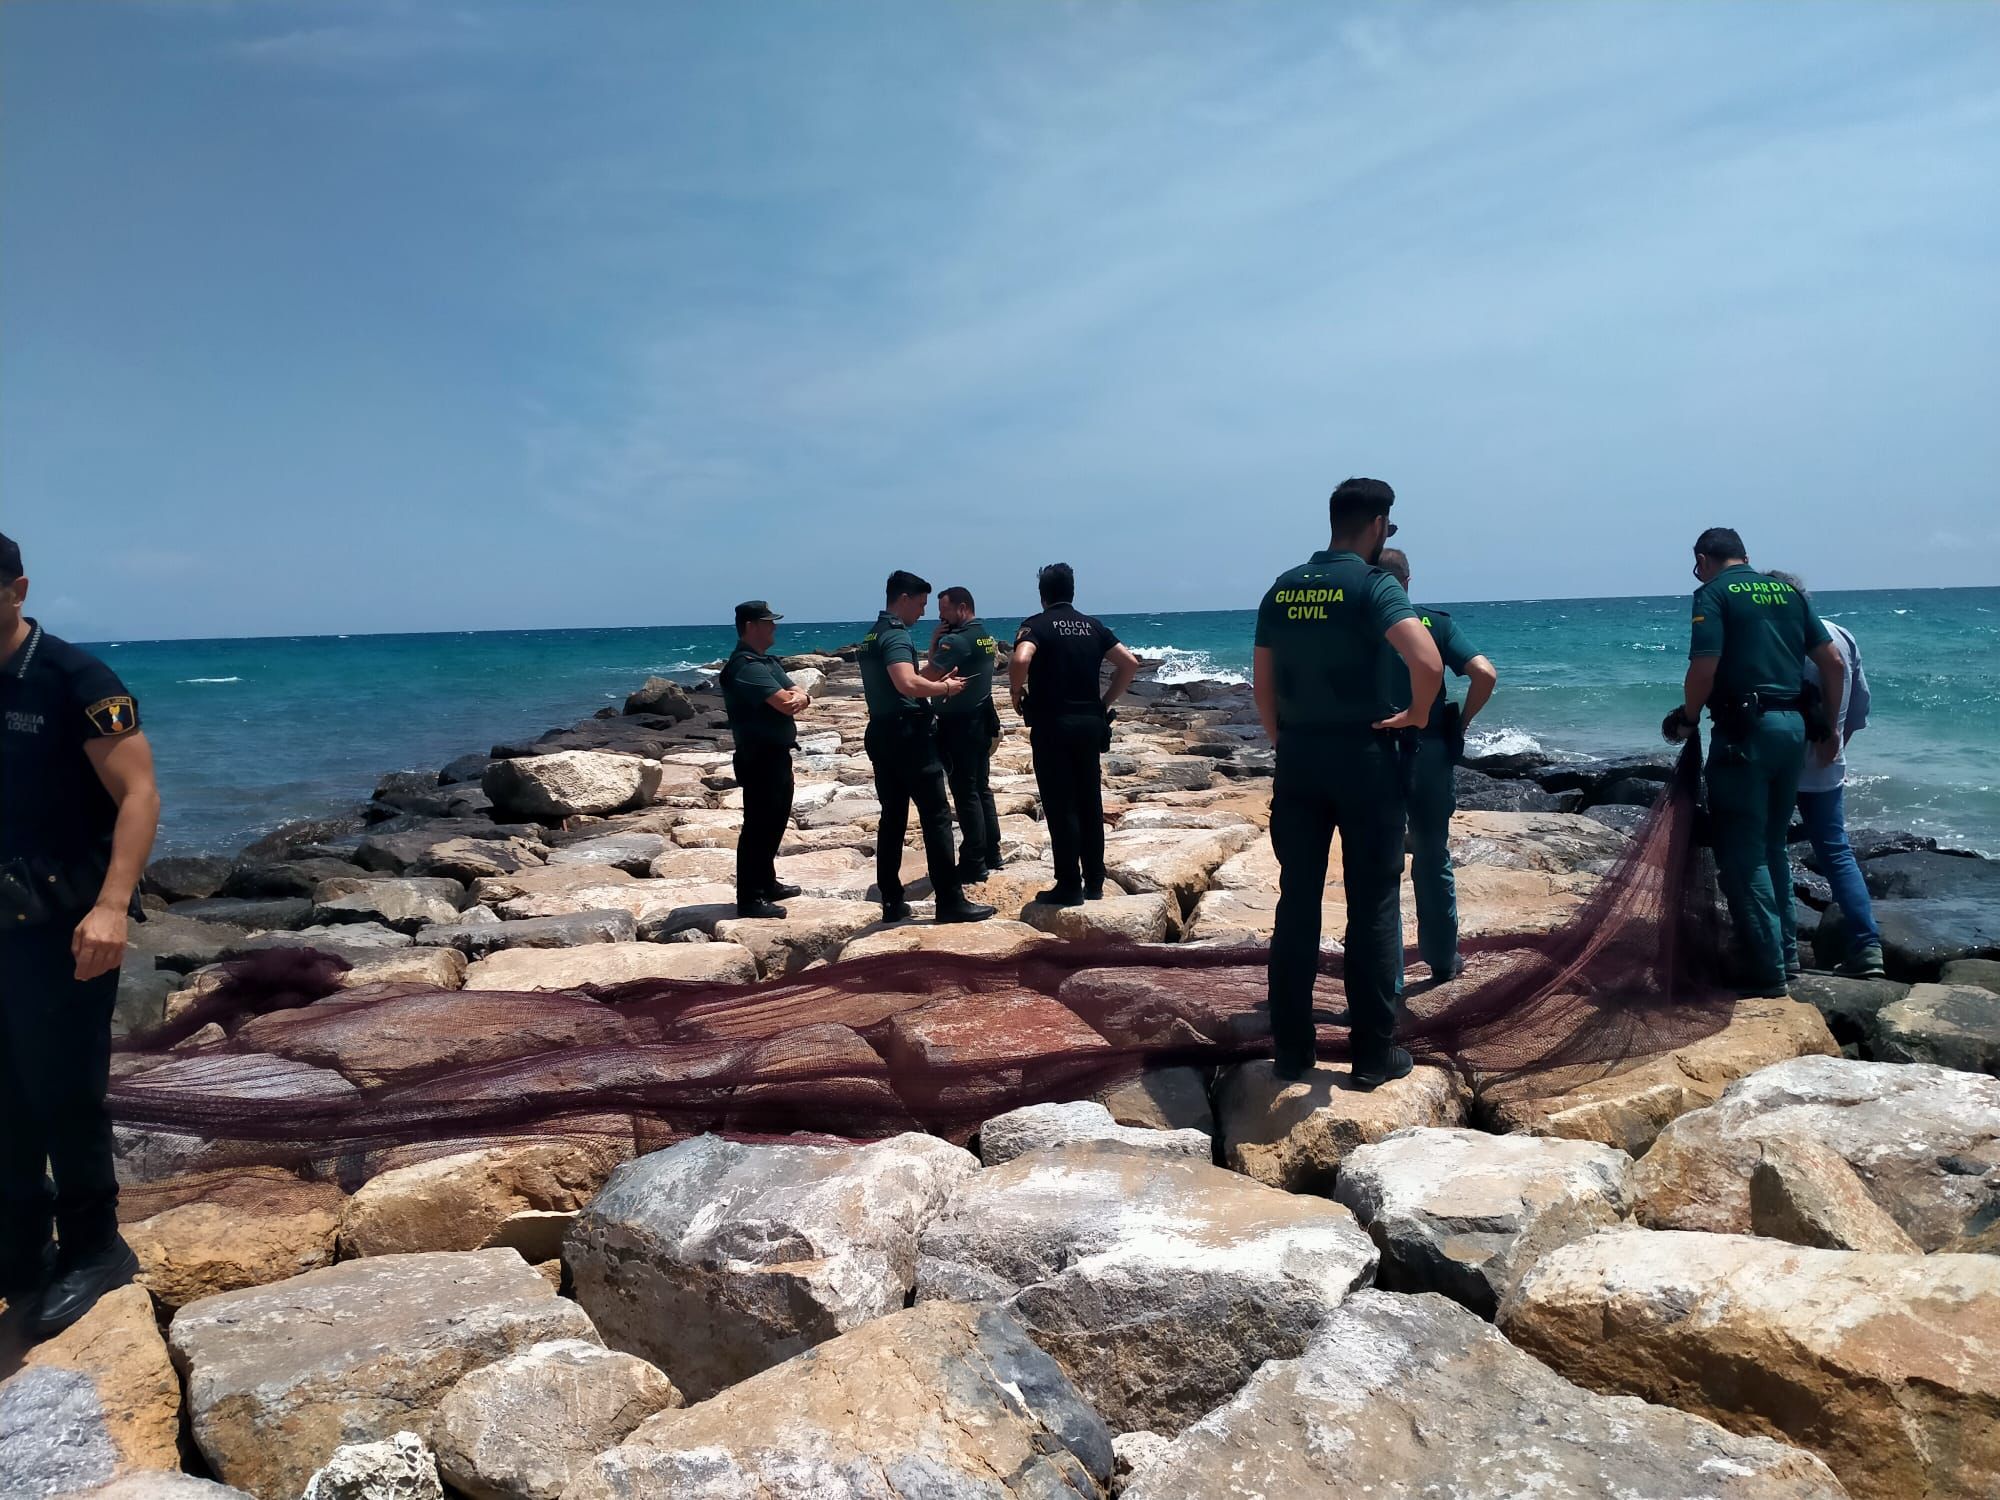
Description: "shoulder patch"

(86, 695), (138, 736)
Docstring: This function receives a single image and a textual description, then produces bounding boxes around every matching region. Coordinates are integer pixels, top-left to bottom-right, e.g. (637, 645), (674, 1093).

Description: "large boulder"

(312, 878), (465, 935)
(415, 908), (636, 957)
(432, 1340), (682, 1500)
(340, 1137), (629, 1258)
(1749, 1135), (1922, 1253)
(916, 1141), (1376, 1433)
(112, 1054), (362, 1184)
(1630, 1055), (2000, 1249)
(1875, 981), (2000, 1074)
(622, 677), (696, 720)
(1023, 891), (1180, 943)
(0, 1285), (182, 1497)
(338, 945), (468, 991)
(710, 898), (883, 978)
(483, 751), (665, 822)
(1334, 1126), (1632, 1316)
(1125, 1289), (1845, 1500)
(301, 1432), (442, 1500)
(837, 917), (1053, 961)
(463, 940), (757, 990)
(125, 1167), (346, 1310)
(565, 1302), (1113, 1500)
(169, 1249), (599, 1500)
(882, 989), (1112, 1118)
(77, 1478), (255, 1499)
(1100, 825), (1256, 907)
(1788, 972), (1910, 1051)
(977, 1100), (1210, 1166)
(170, 895), (315, 932)
(1447, 808), (1632, 874)
(567, 1132), (978, 1400)
(144, 854), (233, 903)
(1217, 1059), (1466, 1194)
(1502, 1229), (2000, 1500)
(545, 831), (672, 874)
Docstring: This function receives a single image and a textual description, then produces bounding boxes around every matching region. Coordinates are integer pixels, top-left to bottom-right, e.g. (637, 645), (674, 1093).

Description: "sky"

(3, 1), (1997, 641)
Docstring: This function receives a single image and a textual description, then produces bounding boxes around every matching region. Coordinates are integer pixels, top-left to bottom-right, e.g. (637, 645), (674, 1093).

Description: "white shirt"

(1798, 620), (1870, 794)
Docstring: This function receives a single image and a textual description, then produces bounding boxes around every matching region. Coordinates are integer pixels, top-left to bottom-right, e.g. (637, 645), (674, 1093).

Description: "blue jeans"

(1401, 733), (1459, 982)
(1797, 785), (1881, 955)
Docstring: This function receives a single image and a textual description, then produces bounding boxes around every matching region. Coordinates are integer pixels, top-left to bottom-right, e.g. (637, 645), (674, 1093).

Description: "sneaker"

(1082, 883), (1106, 902)
(1837, 945), (1889, 980)
(765, 882), (803, 901)
(1349, 1045), (1415, 1091)
(881, 900), (913, 923)
(34, 1237), (139, 1338)
(935, 897), (996, 925)
(1034, 886), (1086, 908)
(735, 900), (787, 920)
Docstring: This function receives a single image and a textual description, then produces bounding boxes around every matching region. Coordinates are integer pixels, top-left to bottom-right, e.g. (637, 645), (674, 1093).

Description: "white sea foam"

(1465, 726), (1545, 758)
(1126, 643), (1249, 686)
(180, 676), (242, 684)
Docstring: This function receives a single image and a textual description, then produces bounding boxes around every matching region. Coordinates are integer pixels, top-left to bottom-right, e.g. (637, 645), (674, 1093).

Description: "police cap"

(734, 600), (783, 629)
(0, 532), (20, 581)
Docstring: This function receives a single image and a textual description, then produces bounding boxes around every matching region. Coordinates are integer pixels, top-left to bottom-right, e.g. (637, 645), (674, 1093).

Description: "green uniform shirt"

(720, 644), (798, 749)
(1254, 550), (1417, 728)
(930, 617), (997, 717)
(858, 609), (926, 721)
(1689, 564), (1831, 700)
(1384, 604), (1477, 731)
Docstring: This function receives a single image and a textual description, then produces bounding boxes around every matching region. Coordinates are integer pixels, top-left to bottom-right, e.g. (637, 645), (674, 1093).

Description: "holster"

(1707, 692), (1759, 743)
(0, 856), (133, 929)
(1393, 728), (1420, 798)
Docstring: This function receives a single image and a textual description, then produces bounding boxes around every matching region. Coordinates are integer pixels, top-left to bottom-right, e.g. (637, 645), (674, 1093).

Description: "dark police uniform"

(720, 637), (798, 908)
(1386, 605), (1479, 981)
(0, 620), (140, 1281)
(1256, 552), (1416, 1074)
(1690, 565), (1831, 989)
(857, 610), (962, 909)
(1015, 603), (1119, 896)
(931, 616), (1002, 879)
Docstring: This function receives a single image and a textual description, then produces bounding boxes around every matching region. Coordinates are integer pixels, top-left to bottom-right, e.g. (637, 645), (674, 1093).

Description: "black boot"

(1082, 883), (1106, 901)
(1349, 1045), (1415, 1091)
(34, 1236), (139, 1338)
(765, 882), (803, 901)
(1034, 886), (1085, 908)
(935, 896), (996, 924)
(736, 899), (788, 920)
(882, 900), (913, 923)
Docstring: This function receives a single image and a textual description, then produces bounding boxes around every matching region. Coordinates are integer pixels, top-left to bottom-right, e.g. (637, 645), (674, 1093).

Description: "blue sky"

(4, 1), (1996, 640)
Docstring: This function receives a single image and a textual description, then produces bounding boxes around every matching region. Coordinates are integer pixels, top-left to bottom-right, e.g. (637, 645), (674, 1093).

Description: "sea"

(84, 587), (2000, 859)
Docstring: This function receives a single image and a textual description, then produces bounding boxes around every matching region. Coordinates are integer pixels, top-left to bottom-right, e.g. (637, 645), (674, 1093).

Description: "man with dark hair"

(0, 532), (162, 1335)
(1009, 563), (1140, 906)
(1665, 532), (1845, 996)
(926, 586), (1003, 883)
(1769, 571), (1885, 978)
(1254, 479), (1443, 1088)
(721, 601), (810, 920)
(858, 571), (995, 924)
(1378, 547), (1498, 984)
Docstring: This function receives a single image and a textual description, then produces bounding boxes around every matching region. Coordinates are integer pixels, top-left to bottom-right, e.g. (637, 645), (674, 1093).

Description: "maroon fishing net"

(109, 740), (1734, 1198)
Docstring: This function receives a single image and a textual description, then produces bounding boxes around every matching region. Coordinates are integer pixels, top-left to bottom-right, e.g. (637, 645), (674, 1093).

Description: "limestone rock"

(1100, 825), (1256, 906)
(1749, 1136), (1922, 1254)
(127, 1166), (345, 1309)
(1876, 982), (2000, 1074)
(711, 897), (882, 977)
(432, 1340), (681, 1500)
(1631, 1055), (2000, 1249)
(169, 1249), (599, 1500)
(567, 1132), (977, 1400)
(545, 831), (671, 873)
(564, 1302), (1113, 1500)
(915, 1141), (1377, 1433)
(340, 1137), (628, 1257)
(883, 989), (1111, 1117)
(1094, 1066), (1215, 1134)
(463, 940), (757, 991)
(1126, 1288), (1846, 1500)
(302, 1432), (442, 1500)
(1217, 1059), (1467, 1194)
(1788, 971), (1909, 1050)
(837, 917), (1053, 961)
(145, 853), (234, 902)
(482, 751), (664, 821)
(0, 1285), (181, 1496)
(1943, 956), (2000, 993)
(1501, 1228), (2000, 1500)
(80, 1477), (256, 1499)
(978, 1100), (1211, 1166)
(415, 908), (636, 956)
(312, 878), (465, 935)
(643, 846), (738, 885)
(1057, 963), (1275, 1048)
(337, 946), (467, 991)
(1023, 891), (1180, 943)
(1334, 1126), (1632, 1316)
(1483, 996), (1837, 1154)
(230, 922), (413, 965)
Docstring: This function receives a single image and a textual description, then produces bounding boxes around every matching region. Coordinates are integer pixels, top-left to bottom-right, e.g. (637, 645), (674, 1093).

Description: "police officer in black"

(1008, 563), (1140, 907)
(0, 532), (162, 1336)
(1253, 481), (1442, 1088)
(858, 571), (996, 924)
(721, 601), (810, 920)
(925, 586), (1003, 884)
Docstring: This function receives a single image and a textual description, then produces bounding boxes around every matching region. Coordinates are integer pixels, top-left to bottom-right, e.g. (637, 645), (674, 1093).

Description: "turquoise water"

(83, 586), (2000, 857)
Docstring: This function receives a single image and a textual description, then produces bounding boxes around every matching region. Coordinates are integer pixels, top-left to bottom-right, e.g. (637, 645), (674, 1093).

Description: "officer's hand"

(1372, 708), (1429, 732)
(73, 904), (128, 983)
(941, 673), (965, 697)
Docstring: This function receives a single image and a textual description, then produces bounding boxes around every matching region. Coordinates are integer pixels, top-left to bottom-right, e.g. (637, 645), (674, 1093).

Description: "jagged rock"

(567, 1132), (978, 1400)
(712, 897), (882, 977)
(302, 1432), (443, 1500)
(643, 847), (738, 884)
(622, 677), (696, 720)
(1023, 891), (1180, 943)
(169, 1250), (598, 1500)
(1100, 825), (1256, 906)
(223, 857), (373, 900)
(1111, 1432), (1171, 1497)
(837, 918), (1053, 961)
(312, 877), (465, 934)
(1483, 996), (1837, 1154)
(1748, 1136), (1922, 1253)
(1875, 982), (2000, 1074)
(764, 846), (875, 897)
(433, 1341), (681, 1500)
(464, 940), (756, 990)
(114, 959), (175, 1039)
(126, 911), (252, 973)
(883, 989), (1112, 1116)
(143, 854), (233, 903)
(410, 836), (546, 881)
(1056, 964), (1273, 1048)
(915, 1141), (1376, 1433)
(546, 831), (671, 873)
(978, 1100), (1210, 1166)
(0, 1286), (181, 1496)
(415, 908), (636, 956)
(1447, 808), (1633, 874)
(1217, 1060), (1467, 1194)
(340, 1137), (629, 1257)
(1501, 1229), (2000, 1500)
(1333, 1127), (1632, 1316)
(483, 751), (665, 821)
(1788, 971), (1909, 1050)
(1127, 1288), (1845, 1500)
(1453, 767), (1569, 812)
(564, 1302), (1113, 1500)
(1944, 956), (2000, 993)
(126, 1167), (345, 1309)
(1094, 1066), (1215, 1134)
(80, 1476), (256, 1499)
(171, 895), (315, 931)
(229, 922), (414, 965)
(1631, 1055), (2000, 1249)
(337, 946), (467, 991)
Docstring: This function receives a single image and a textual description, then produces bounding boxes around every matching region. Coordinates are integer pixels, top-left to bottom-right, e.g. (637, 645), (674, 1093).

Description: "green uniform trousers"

(1401, 733), (1459, 981)
(1706, 712), (1805, 989)
(1268, 729), (1406, 1072)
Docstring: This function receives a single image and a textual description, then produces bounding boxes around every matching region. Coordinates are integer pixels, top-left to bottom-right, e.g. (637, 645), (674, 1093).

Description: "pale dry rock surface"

(977, 1099), (1211, 1166)
(1217, 1059), (1467, 1193)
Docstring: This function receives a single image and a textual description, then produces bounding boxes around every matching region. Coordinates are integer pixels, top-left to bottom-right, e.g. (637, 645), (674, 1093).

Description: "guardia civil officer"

(858, 572), (996, 924)
(1008, 564), (1140, 907)
(1253, 480), (1442, 1087)
(925, 586), (1004, 883)
(1379, 547), (1498, 985)
(721, 601), (810, 919)
(0, 532), (161, 1336)
(1664, 529), (1843, 996)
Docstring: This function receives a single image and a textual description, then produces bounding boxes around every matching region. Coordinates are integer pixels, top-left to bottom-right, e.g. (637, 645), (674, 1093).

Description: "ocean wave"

(1626, 642), (1667, 652)
(179, 677), (242, 684)
(1127, 644), (1249, 685)
(1465, 726), (1545, 758)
